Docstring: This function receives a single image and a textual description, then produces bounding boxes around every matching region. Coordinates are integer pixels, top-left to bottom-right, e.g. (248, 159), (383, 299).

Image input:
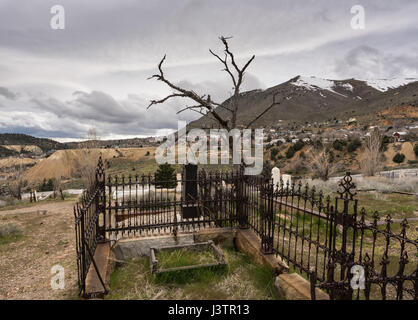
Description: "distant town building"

(392, 132), (407, 142)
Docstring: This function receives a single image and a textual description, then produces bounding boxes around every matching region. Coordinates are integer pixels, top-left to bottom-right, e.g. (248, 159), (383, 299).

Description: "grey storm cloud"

(0, 87), (17, 100)
(335, 45), (418, 79)
(0, 0), (418, 139)
(28, 90), (192, 136)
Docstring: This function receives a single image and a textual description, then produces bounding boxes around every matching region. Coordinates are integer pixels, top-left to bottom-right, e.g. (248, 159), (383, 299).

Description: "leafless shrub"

(51, 177), (65, 200)
(361, 128), (383, 177)
(354, 176), (418, 194)
(304, 176), (418, 195)
(74, 149), (101, 189)
(6, 163), (26, 200)
(308, 148), (340, 181)
(81, 127), (101, 149)
(0, 223), (23, 238)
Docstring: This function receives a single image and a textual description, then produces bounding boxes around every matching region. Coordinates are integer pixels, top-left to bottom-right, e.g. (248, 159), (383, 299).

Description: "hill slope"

(188, 76), (418, 129)
(0, 134), (66, 153)
(23, 147), (156, 184)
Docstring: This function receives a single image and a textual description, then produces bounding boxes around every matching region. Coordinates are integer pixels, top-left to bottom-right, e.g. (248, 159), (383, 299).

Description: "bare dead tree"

(79, 149), (101, 189)
(308, 148), (339, 181)
(51, 177), (65, 200)
(7, 163), (25, 200)
(361, 128), (383, 176)
(85, 127), (101, 149)
(148, 36), (290, 132)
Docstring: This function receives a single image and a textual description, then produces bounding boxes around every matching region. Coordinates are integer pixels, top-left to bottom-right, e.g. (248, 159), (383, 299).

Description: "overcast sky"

(0, 0), (417, 140)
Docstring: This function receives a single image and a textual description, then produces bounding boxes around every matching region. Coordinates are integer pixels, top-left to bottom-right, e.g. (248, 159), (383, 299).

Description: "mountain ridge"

(187, 75), (418, 129)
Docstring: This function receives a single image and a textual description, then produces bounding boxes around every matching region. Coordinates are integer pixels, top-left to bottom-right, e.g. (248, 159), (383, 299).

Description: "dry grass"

(305, 176), (418, 195)
(384, 142), (416, 168)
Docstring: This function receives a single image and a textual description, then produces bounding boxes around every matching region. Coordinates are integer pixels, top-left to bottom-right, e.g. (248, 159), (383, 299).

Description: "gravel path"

(0, 200), (79, 299)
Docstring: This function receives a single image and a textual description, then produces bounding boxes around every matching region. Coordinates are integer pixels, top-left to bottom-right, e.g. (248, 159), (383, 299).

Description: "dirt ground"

(0, 200), (79, 300)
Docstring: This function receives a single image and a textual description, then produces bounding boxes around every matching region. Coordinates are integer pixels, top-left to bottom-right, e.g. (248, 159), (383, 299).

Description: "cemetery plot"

(150, 241), (226, 275)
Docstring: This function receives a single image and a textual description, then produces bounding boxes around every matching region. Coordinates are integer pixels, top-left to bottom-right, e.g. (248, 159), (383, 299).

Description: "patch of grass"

(106, 245), (279, 300)
(157, 247), (218, 270)
(0, 223), (24, 245)
(155, 264), (227, 285)
(353, 192), (417, 219)
(154, 246), (223, 284)
(0, 194), (78, 212)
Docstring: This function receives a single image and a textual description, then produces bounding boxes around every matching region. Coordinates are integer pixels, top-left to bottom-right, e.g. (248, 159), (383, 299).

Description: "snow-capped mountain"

(188, 75), (418, 128)
(360, 78), (418, 92)
(290, 75), (418, 97)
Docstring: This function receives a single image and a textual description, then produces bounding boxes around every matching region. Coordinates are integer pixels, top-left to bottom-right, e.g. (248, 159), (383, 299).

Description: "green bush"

(332, 139), (345, 151)
(380, 135), (390, 152)
(312, 139), (323, 149)
(392, 153), (405, 164)
(286, 146), (295, 159)
(347, 138), (361, 152)
(293, 140), (305, 151)
(39, 178), (56, 191)
(270, 148), (279, 161)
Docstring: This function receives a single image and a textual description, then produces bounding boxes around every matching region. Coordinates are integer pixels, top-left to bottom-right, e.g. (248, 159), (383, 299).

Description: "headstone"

(181, 163), (199, 219)
(176, 173), (182, 192)
(271, 167), (280, 190)
(281, 174), (292, 188)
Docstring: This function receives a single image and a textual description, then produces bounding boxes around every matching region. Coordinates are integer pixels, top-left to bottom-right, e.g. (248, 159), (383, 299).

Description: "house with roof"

(392, 131), (408, 142)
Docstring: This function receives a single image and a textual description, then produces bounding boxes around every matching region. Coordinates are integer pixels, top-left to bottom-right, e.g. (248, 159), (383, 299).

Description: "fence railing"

(253, 173), (418, 300)
(102, 168), (242, 240)
(74, 158), (418, 300)
(73, 160), (107, 297)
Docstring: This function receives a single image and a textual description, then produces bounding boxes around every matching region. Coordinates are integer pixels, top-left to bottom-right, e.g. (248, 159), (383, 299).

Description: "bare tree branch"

(245, 87), (300, 129)
(147, 55), (229, 128)
(147, 36), (256, 134)
(209, 49), (237, 87)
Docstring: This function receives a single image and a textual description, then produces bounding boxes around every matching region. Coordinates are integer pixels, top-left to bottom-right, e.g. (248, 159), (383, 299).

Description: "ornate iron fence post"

(236, 165), (248, 229)
(310, 269), (317, 300)
(96, 156), (106, 241)
(80, 207), (87, 296)
(260, 181), (274, 254)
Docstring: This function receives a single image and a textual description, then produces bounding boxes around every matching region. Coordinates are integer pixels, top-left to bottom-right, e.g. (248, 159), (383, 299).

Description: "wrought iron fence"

(254, 173), (418, 300)
(74, 158), (418, 300)
(102, 167), (241, 240)
(73, 159), (107, 297)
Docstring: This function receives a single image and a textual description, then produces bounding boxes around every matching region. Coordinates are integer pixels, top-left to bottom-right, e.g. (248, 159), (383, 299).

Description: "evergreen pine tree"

(154, 163), (177, 188)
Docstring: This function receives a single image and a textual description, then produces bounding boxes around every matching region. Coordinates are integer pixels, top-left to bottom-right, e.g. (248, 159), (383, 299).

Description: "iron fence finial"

(337, 172), (357, 200)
